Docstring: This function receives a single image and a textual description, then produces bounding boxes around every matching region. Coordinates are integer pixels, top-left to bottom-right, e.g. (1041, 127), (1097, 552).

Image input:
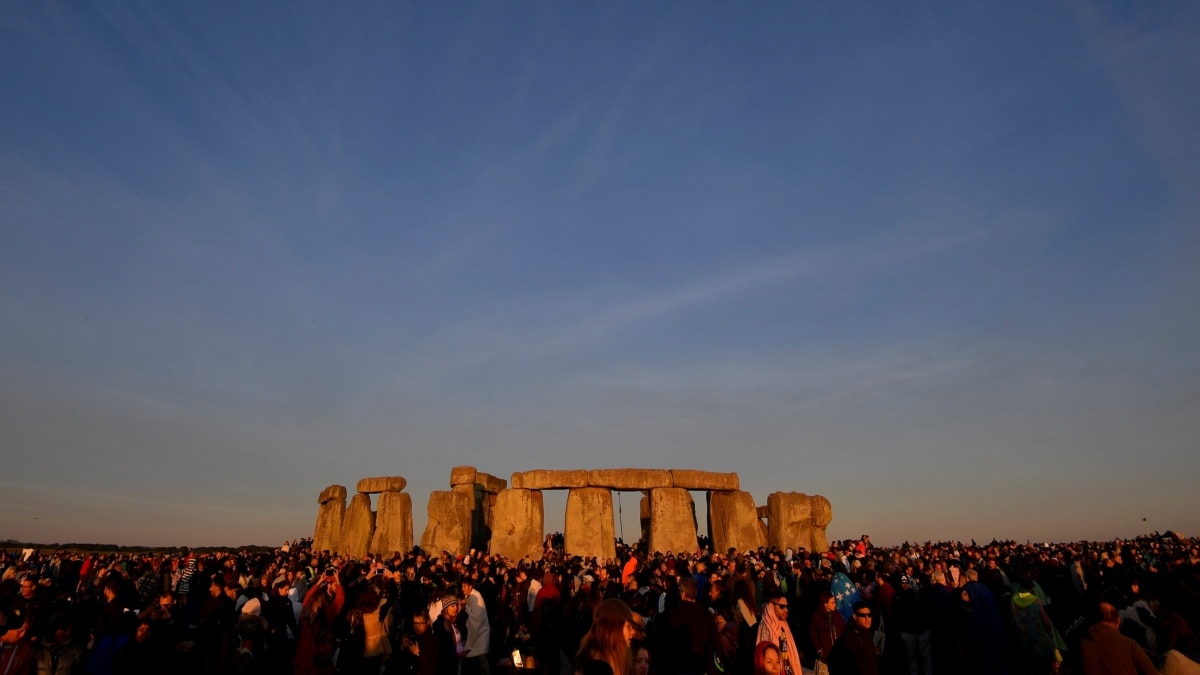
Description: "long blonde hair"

(575, 616), (633, 675)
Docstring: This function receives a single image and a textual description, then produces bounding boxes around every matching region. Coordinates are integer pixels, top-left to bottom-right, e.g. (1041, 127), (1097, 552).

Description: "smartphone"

(511, 649), (523, 668)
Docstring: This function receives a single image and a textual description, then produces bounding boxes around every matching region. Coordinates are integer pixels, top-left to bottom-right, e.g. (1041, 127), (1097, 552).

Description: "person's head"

(103, 577), (121, 601)
(632, 639), (651, 675)
(19, 577), (36, 600)
(135, 621), (153, 644)
(678, 576), (697, 601)
(440, 595), (459, 620)
(753, 641), (782, 675)
(851, 601), (872, 628)
(1098, 602), (1121, 626)
(811, 590), (832, 613)
(764, 591), (789, 620)
(594, 598), (640, 646)
(577, 616), (635, 675)
(412, 610), (430, 635)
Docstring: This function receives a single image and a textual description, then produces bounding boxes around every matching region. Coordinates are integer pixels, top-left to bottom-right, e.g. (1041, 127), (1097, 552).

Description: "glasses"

(855, 612), (872, 618)
(772, 603), (789, 610)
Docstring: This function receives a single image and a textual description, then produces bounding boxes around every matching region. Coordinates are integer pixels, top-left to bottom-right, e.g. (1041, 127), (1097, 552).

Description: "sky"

(2, 1), (1198, 549)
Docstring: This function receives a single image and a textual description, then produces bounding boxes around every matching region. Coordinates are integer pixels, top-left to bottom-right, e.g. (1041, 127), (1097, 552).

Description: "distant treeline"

(1, 539), (278, 554)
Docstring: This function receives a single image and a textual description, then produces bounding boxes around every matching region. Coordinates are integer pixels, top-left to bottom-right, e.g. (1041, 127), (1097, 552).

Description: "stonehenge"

(313, 467), (832, 558)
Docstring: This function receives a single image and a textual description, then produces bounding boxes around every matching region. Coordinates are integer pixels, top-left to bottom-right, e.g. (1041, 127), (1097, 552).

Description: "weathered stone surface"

(649, 488), (697, 554)
(489, 489), (544, 561)
(670, 470), (739, 491)
(564, 487), (615, 560)
(475, 472), (508, 494)
(449, 466), (477, 486)
(313, 497), (345, 552)
(356, 476), (407, 494)
(369, 491), (413, 556)
(807, 495), (833, 552)
(587, 468), (672, 490)
(511, 469), (589, 490)
(767, 492), (833, 553)
(319, 484), (347, 504)
(338, 493), (375, 559)
(639, 493), (651, 545)
(757, 505), (770, 519)
(420, 490), (473, 556)
(708, 490), (766, 553)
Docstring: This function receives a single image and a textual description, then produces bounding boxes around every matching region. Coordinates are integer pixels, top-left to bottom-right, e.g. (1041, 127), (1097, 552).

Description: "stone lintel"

(356, 476), (407, 494)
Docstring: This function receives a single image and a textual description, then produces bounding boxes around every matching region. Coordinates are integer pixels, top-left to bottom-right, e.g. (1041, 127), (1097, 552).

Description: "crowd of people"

(2, 531), (1198, 675)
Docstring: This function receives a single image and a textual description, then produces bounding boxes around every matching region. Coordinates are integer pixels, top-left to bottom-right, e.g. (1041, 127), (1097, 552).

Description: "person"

(828, 601), (879, 675)
(755, 591), (801, 675)
(1010, 576), (1059, 675)
(264, 578), (299, 675)
(342, 586), (391, 675)
(632, 640), (652, 675)
(658, 576), (719, 675)
(893, 575), (932, 675)
(1078, 602), (1157, 675)
(0, 612), (33, 675)
(461, 575), (491, 675)
(432, 595), (465, 675)
(959, 571), (1008, 675)
(809, 591), (845, 668)
(294, 568), (345, 675)
(575, 599), (638, 675)
(753, 641), (782, 675)
(396, 609), (440, 675)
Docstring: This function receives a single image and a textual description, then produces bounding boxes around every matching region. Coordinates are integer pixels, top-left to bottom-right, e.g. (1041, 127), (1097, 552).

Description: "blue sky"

(2, 1), (1197, 547)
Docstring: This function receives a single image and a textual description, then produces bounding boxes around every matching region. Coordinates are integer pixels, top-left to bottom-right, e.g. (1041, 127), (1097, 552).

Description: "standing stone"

(639, 493), (651, 545)
(369, 491), (413, 556)
(587, 468), (672, 490)
(564, 487), (615, 560)
(648, 488), (697, 554)
(708, 490), (766, 553)
(421, 490), (473, 556)
(807, 495), (833, 552)
(453, 484), (492, 551)
(313, 486), (347, 553)
(490, 488), (544, 561)
(338, 493), (375, 559)
(356, 476), (407, 494)
(767, 492), (833, 553)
